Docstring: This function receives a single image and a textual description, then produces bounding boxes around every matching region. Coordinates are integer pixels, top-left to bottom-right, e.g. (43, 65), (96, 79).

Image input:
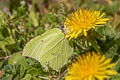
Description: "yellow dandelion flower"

(65, 52), (117, 80)
(64, 8), (109, 40)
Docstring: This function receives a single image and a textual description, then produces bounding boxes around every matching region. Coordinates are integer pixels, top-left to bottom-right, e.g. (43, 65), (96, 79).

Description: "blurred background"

(0, 0), (120, 28)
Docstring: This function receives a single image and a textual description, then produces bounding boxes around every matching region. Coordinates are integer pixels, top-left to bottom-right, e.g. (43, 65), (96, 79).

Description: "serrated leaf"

(23, 28), (73, 71)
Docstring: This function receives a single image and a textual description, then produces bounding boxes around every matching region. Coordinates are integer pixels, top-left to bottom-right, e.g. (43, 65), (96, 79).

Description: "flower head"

(65, 52), (117, 80)
(64, 8), (109, 40)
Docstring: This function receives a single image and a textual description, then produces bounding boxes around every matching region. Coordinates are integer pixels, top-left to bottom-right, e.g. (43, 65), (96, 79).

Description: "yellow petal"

(83, 29), (87, 36)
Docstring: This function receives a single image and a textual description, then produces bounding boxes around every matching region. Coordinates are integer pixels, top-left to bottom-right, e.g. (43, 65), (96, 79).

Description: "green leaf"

(106, 44), (118, 59)
(113, 58), (120, 71)
(8, 53), (28, 68)
(88, 38), (101, 53)
(23, 74), (31, 80)
(20, 65), (25, 78)
(29, 10), (38, 27)
(88, 31), (101, 53)
(115, 22), (120, 33)
(95, 25), (115, 39)
(111, 74), (120, 80)
(32, 76), (42, 80)
(0, 37), (15, 54)
(1, 74), (13, 80)
(23, 28), (73, 71)
(0, 62), (3, 68)
(27, 67), (39, 76)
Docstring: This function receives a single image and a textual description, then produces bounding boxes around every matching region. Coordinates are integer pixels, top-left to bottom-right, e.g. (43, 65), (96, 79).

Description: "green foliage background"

(0, 0), (120, 80)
